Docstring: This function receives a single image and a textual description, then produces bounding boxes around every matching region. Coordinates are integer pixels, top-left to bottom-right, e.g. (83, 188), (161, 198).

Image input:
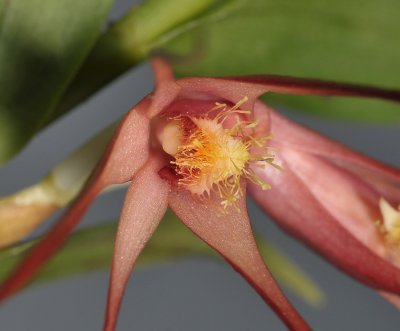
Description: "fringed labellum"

(157, 97), (275, 211)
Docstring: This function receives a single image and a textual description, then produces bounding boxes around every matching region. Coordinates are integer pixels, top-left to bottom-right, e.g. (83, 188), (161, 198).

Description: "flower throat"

(159, 97), (277, 210)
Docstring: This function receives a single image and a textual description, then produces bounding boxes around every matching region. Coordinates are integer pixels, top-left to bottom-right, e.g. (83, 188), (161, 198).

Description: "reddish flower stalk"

(1, 58), (400, 331)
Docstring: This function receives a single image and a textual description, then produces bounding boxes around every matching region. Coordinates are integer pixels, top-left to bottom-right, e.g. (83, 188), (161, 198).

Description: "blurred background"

(1, 0), (400, 330)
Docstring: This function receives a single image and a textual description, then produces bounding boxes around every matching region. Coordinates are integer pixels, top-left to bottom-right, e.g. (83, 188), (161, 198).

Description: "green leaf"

(0, 0), (113, 163)
(164, 0), (400, 122)
(52, 0), (223, 120)
(0, 210), (324, 306)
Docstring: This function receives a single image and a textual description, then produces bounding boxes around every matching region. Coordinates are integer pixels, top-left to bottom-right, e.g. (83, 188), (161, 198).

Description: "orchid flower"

(1, 58), (400, 331)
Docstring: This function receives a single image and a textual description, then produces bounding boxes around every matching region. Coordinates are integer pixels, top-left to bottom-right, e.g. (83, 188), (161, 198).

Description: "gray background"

(1, 0), (400, 330)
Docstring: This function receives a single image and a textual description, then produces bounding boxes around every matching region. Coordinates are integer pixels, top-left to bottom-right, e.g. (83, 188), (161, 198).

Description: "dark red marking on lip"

(158, 166), (179, 185)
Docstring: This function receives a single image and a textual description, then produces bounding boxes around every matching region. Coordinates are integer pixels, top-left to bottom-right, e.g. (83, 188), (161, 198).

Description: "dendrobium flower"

(1, 58), (400, 331)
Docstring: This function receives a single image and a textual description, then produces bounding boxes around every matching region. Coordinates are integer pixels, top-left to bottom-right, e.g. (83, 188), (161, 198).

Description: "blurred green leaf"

(3, 0), (398, 165)
(53, 0), (226, 120)
(0, 0), (113, 163)
(0, 209), (324, 306)
(0, 0), (230, 163)
(164, 0), (400, 122)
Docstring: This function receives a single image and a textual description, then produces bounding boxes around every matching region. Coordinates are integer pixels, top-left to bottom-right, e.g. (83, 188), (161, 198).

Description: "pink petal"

(248, 149), (400, 294)
(151, 57), (175, 83)
(147, 58), (181, 118)
(379, 292), (400, 309)
(0, 101), (152, 301)
(177, 76), (400, 115)
(253, 100), (400, 248)
(168, 186), (311, 331)
(103, 154), (170, 331)
(176, 77), (268, 110)
(228, 75), (400, 102)
(98, 98), (152, 184)
(283, 148), (384, 254)
(268, 106), (400, 193)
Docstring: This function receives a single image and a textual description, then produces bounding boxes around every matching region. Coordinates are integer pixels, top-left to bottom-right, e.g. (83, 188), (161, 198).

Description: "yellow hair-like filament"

(166, 97), (277, 211)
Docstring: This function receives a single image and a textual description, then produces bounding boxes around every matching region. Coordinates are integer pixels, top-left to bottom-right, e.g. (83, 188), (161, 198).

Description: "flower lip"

(157, 97), (275, 210)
